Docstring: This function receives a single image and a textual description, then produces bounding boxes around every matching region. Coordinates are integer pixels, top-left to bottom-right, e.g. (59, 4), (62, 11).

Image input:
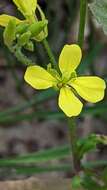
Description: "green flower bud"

(16, 22), (29, 35)
(24, 41), (34, 51)
(3, 19), (16, 47)
(28, 20), (48, 37)
(18, 31), (31, 46)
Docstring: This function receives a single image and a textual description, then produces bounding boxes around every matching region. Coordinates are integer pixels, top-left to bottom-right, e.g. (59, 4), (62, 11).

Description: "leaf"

(89, 0), (107, 35)
(82, 174), (105, 190)
(0, 145), (70, 167)
(76, 134), (101, 159)
(95, 134), (107, 145)
(0, 88), (56, 118)
(15, 164), (71, 174)
(84, 160), (107, 169)
(71, 176), (83, 190)
(0, 143), (107, 172)
(1, 102), (107, 124)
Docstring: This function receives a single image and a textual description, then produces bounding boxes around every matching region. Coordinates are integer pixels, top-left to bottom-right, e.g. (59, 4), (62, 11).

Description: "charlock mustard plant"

(24, 44), (106, 117)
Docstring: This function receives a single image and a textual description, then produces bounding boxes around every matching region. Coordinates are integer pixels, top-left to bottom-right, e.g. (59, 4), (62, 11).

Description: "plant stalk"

(78, 0), (87, 48)
(68, 118), (81, 174)
(68, 0), (87, 175)
(42, 39), (58, 69)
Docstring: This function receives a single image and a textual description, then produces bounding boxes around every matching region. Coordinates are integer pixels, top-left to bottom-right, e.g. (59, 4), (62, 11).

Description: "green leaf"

(95, 134), (107, 145)
(0, 88), (107, 123)
(82, 174), (106, 190)
(0, 111), (63, 124)
(71, 176), (83, 189)
(15, 164), (71, 174)
(89, 0), (107, 35)
(84, 160), (107, 169)
(76, 134), (100, 159)
(1, 102), (107, 124)
(0, 143), (107, 173)
(0, 145), (70, 166)
(0, 89), (56, 118)
(77, 134), (107, 160)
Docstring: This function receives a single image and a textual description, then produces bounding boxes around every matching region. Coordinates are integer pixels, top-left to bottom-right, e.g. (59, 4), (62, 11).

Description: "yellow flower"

(24, 44), (106, 117)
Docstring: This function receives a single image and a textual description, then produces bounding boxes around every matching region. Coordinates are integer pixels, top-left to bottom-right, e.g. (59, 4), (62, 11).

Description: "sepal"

(3, 19), (16, 47)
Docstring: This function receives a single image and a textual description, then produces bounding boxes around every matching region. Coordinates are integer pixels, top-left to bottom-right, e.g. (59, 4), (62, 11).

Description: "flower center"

(57, 82), (64, 88)
(61, 71), (77, 83)
(57, 72), (77, 89)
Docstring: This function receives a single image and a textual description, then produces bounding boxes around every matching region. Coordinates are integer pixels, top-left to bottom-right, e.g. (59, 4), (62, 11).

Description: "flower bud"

(3, 19), (16, 47)
(24, 41), (34, 51)
(28, 20), (48, 37)
(16, 22), (29, 35)
(18, 31), (31, 46)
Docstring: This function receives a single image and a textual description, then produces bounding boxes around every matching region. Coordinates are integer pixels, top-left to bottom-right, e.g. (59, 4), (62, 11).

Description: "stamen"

(57, 82), (63, 88)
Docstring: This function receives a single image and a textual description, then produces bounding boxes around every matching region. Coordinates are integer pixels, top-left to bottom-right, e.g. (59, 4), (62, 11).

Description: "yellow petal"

(12, 0), (37, 18)
(59, 44), (82, 78)
(24, 66), (57, 89)
(30, 0), (37, 13)
(0, 14), (22, 27)
(58, 87), (83, 117)
(69, 77), (106, 103)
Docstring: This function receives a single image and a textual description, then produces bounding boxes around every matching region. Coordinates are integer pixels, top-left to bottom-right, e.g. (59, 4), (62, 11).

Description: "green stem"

(78, 0), (87, 48)
(14, 47), (35, 66)
(67, 0), (87, 175)
(68, 118), (81, 174)
(10, 45), (35, 66)
(42, 39), (58, 69)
